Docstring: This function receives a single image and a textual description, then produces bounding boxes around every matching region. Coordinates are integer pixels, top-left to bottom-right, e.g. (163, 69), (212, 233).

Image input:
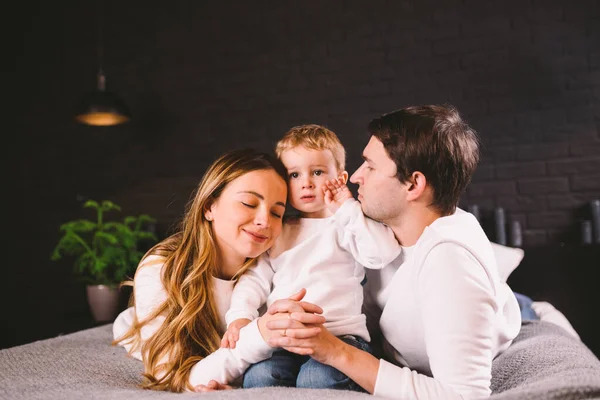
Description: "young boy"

(220, 124), (401, 391)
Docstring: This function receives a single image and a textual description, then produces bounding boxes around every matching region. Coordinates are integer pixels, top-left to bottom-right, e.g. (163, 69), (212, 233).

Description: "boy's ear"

(339, 171), (349, 184)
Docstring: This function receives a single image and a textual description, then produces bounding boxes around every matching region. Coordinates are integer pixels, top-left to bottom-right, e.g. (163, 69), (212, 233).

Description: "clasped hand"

(196, 288), (337, 392)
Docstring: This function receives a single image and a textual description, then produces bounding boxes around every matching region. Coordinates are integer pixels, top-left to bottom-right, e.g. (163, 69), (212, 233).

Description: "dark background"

(7, 1), (599, 351)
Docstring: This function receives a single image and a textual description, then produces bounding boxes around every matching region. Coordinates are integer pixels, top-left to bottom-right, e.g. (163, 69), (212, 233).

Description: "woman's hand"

(257, 288), (326, 342)
(193, 380), (232, 392)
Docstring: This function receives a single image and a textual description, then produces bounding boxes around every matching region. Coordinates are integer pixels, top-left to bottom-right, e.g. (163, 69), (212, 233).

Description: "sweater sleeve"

(133, 256), (169, 350)
(225, 254), (274, 325)
(334, 199), (401, 270)
(374, 243), (498, 399)
(187, 319), (274, 388)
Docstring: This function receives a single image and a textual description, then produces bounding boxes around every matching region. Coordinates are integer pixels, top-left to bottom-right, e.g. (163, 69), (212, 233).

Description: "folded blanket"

(0, 321), (599, 400)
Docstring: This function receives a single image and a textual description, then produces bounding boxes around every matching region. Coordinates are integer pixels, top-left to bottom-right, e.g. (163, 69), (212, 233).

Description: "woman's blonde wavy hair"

(113, 149), (287, 392)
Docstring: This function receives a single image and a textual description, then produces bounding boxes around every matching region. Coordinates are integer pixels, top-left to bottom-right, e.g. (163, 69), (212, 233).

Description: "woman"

(113, 149), (290, 392)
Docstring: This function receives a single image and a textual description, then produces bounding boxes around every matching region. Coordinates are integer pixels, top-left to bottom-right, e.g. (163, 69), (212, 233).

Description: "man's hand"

(220, 318), (251, 349)
(193, 380), (233, 392)
(322, 173), (353, 214)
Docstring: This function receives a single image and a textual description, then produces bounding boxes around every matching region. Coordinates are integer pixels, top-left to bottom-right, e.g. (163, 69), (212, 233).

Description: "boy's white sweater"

(191, 199), (401, 385)
(364, 209), (522, 399)
(225, 198), (402, 341)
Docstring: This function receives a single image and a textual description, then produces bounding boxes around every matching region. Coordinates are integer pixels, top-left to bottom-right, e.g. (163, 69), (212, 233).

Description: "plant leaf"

(95, 231), (119, 245)
(123, 216), (137, 226)
(60, 219), (96, 233)
(83, 200), (99, 210)
(101, 200), (121, 213)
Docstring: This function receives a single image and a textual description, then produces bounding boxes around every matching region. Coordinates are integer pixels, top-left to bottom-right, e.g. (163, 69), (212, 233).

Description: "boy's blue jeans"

(243, 335), (370, 391)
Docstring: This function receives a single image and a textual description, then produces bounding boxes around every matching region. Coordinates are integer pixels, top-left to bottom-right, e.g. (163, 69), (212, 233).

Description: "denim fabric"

(514, 292), (539, 321)
(243, 335), (371, 392)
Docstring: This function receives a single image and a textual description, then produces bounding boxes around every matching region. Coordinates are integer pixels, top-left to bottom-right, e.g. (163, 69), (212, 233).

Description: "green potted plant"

(51, 200), (158, 322)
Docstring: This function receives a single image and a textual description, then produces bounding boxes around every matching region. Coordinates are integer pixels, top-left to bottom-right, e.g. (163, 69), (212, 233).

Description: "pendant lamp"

(75, 1), (131, 126)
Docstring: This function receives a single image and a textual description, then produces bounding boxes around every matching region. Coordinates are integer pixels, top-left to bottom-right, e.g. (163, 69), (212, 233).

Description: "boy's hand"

(323, 173), (353, 213)
(220, 318), (251, 349)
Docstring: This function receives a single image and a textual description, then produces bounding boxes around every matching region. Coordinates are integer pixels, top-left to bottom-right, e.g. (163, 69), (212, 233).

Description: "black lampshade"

(75, 71), (132, 126)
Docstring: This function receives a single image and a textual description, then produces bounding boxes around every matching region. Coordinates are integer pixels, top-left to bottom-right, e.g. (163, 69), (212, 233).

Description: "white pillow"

(490, 242), (524, 283)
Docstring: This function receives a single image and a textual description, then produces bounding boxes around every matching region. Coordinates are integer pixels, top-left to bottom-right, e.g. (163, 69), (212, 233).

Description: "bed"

(1, 319), (599, 400)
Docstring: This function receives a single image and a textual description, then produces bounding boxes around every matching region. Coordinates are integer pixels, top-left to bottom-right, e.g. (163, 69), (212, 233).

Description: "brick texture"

(7, 0), (600, 348)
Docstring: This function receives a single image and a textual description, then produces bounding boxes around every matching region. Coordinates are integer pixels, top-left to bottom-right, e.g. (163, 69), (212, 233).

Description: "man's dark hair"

(368, 104), (480, 216)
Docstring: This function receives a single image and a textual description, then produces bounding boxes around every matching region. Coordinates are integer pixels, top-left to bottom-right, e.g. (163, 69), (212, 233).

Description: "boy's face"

(279, 146), (340, 218)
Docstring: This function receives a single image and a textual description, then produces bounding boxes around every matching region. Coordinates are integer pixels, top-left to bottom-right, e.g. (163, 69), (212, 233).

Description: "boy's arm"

(335, 199), (401, 269)
(225, 254), (275, 325)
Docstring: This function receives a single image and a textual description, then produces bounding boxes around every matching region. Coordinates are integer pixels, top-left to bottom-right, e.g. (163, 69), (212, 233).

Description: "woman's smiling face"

(206, 168), (287, 270)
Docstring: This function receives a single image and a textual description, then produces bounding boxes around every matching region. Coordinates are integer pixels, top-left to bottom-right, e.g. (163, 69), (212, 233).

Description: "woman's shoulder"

(141, 254), (167, 268)
(135, 255), (167, 280)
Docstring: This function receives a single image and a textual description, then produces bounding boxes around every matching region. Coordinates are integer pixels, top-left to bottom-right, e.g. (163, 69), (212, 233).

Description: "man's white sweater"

(364, 209), (522, 399)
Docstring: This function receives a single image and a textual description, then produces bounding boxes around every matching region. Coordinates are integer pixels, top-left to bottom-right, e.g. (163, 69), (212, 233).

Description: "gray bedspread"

(1, 321), (599, 400)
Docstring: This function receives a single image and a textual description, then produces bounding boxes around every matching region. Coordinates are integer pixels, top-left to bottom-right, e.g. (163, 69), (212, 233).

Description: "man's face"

(350, 136), (407, 223)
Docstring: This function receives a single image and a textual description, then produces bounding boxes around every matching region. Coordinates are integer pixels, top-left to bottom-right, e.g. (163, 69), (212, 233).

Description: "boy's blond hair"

(275, 124), (346, 171)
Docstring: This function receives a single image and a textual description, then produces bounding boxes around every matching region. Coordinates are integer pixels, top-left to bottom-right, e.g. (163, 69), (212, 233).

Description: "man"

(265, 105), (522, 399)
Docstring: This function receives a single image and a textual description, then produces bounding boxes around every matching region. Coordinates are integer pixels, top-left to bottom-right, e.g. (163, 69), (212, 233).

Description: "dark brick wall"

(7, 0), (599, 348)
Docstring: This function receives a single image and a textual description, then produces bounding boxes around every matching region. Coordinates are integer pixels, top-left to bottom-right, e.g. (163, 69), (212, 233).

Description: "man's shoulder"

(423, 209), (486, 244)
(416, 211), (494, 264)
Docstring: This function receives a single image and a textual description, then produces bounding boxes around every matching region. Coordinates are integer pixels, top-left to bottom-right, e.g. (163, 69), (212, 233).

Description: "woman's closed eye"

(243, 202), (282, 219)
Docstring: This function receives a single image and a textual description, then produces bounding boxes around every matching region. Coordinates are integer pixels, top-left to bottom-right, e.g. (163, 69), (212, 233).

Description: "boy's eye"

(313, 170), (323, 176)
(289, 172), (299, 179)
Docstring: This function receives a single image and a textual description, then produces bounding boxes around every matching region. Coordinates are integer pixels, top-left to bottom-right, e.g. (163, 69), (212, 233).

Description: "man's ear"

(339, 170), (349, 184)
(406, 171), (427, 201)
